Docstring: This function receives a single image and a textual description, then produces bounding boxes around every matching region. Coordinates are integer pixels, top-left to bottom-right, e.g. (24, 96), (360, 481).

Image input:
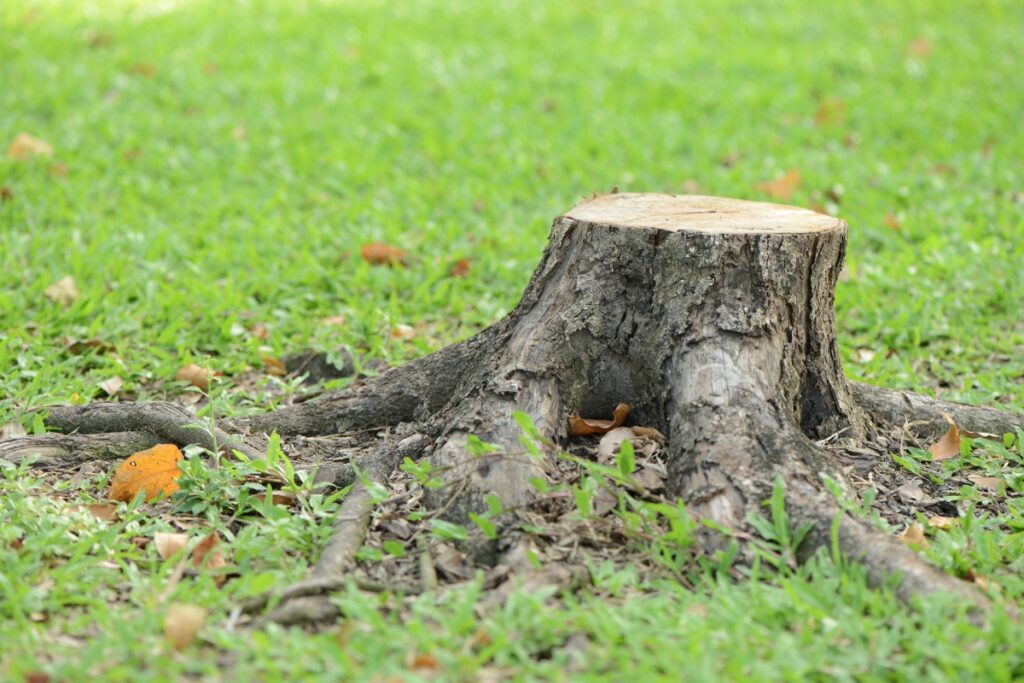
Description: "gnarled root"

(254, 432), (431, 626)
(852, 382), (1024, 439)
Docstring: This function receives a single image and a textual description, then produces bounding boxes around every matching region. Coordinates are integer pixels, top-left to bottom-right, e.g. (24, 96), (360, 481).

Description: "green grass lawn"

(2, 0), (1024, 680)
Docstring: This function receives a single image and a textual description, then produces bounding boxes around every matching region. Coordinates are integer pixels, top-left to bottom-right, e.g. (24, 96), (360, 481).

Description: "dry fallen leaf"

(0, 186), (12, 202)
(192, 532), (227, 572)
(898, 522), (929, 549)
(126, 62), (157, 77)
(569, 403), (631, 437)
(257, 490), (299, 507)
(884, 211), (901, 231)
(44, 275), (79, 306)
(907, 37), (934, 59)
(927, 413), (961, 461)
(108, 444), (184, 502)
(65, 337), (115, 355)
(408, 652), (441, 672)
(963, 568), (989, 591)
(360, 242), (407, 266)
(71, 503), (118, 522)
(928, 515), (958, 530)
(856, 348), (877, 363)
(175, 363), (216, 389)
(719, 151), (741, 168)
(896, 479), (935, 505)
(597, 426), (665, 463)
(391, 323), (416, 340)
(814, 97), (846, 127)
(164, 604), (207, 651)
(968, 475), (1004, 493)
(154, 532), (189, 560)
(449, 258), (471, 278)
(322, 315), (347, 327)
(1, 420), (27, 439)
(960, 428), (1002, 440)
(755, 168), (802, 201)
(262, 357), (286, 377)
(7, 133), (53, 160)
(681, 179), (702, 194)
(98, 376), (123, 396)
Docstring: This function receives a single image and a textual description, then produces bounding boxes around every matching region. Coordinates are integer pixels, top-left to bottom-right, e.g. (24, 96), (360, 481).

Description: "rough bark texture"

(12, 192), (1020, 623)
(852, 382), (1024, 439)
(427, 195), (869, 534)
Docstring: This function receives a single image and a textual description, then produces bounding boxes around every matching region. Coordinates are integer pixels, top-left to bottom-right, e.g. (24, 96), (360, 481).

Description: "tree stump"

(426, 193), (869, 531)
(18, 193), (1024, 623)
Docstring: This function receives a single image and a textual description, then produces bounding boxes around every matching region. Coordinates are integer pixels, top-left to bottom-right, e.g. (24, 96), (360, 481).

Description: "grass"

(2, 0), (1023, 680)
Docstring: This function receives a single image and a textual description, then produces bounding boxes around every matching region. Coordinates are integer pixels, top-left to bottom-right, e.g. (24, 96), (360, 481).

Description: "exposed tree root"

(256, 433), (430, 625)
(852, 382), (1024, 439)
(0, 431), (159, 466)
(233, 329), (497, 436)
(789, 482), (991, 611)
(40, 402), (265, 459)
(4, 194), (1019, 627)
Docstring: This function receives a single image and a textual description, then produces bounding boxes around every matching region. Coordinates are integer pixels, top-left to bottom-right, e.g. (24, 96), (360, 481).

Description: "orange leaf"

(108, 444), (184, 502)
(569, 403), (631, 437)
(754, 168), (802, 201)
(927, 413), (960, 461)
(360, 242), (407, 266)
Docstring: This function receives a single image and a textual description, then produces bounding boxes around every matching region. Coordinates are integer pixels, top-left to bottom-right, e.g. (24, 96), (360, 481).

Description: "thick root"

(852, 382), (1024, 438)
(41, 402), (264, 459)
(789, 482), (990, 612)
(253, 433), (430, 625)
(234, 331), (495, 436)
(0, 431), (160, 466)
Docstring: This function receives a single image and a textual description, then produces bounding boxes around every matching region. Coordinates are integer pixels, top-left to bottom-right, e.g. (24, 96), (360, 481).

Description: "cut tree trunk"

(15, 193), (1024, 622)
